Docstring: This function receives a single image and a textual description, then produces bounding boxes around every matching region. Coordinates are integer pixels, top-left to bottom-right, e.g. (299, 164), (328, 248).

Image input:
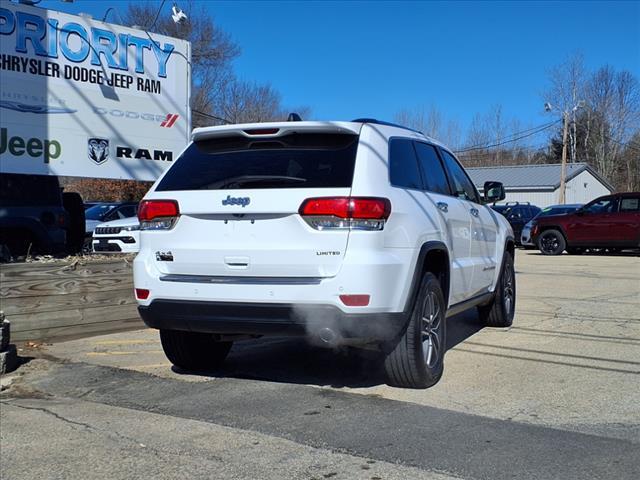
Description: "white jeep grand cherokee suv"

(134, 119), (515, 388)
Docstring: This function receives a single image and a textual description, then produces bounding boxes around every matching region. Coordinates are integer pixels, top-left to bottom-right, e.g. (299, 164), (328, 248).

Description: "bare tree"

(125, 2), (309, 126)
(544, 53), (587, 164)
(394, 105), (460, 149)
(126, 1), (240, 116)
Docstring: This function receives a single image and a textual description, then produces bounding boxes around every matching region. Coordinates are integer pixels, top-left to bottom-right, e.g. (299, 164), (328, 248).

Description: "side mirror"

(483, 181), (505, 204)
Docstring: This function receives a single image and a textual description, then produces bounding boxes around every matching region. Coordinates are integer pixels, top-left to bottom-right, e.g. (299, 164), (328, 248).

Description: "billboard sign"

(0, 3), (191, 181)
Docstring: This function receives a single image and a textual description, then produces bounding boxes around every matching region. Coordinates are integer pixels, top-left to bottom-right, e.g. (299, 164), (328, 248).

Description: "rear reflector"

(339, 294), (370, 306)
(135, 288), (150, 300)
(299, 197), (391, 230)
(138, 200), (179, 230)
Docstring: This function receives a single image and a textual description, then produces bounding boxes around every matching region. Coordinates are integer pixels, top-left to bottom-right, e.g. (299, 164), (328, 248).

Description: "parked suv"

(0, 173), (85, 259)
(532, 193), (640, 255)
(93, 216), (140, 253)
(491, 202), (541, 245)
(134, 119), (516, 388)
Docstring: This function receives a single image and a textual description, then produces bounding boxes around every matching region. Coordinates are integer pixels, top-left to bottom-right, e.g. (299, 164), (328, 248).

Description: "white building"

(467, 163), (614, 207)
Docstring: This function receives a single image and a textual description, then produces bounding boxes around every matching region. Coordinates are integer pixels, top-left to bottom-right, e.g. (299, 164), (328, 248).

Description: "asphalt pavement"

(1, 250), (639, 479)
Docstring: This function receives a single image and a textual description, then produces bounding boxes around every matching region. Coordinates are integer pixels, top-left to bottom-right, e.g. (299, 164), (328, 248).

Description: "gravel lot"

(2, 250), (639, 479)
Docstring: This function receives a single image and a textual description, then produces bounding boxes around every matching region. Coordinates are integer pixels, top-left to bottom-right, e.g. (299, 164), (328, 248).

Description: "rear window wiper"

(202, 175), (307, 189)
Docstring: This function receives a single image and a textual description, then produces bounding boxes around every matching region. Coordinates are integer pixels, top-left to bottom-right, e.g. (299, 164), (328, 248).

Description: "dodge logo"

(88, 138), (109, 165)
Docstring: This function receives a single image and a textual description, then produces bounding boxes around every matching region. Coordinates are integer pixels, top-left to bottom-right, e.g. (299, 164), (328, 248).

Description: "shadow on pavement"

(171, 309), (485, 389)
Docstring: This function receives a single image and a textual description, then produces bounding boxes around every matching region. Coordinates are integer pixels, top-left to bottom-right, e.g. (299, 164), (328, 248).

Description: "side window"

(584, 197), (618, 214)
(620, 197), (640, 212)
(413, 142), (451, 195)
(439, 149), (480, 203)
(389, 138), (422, 190)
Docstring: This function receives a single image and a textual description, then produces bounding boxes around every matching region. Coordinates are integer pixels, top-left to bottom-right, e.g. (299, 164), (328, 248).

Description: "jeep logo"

(222, 195), (251, 207)
(0, 128), (61, 164)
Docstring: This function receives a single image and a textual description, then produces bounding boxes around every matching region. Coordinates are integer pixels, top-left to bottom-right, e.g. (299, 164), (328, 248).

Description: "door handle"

(437, 202), (448, 213)
(470, 208), (479, 217)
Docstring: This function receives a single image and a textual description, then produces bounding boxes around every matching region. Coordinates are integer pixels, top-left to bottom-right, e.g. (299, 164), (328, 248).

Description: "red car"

(532, 192), (640, 255)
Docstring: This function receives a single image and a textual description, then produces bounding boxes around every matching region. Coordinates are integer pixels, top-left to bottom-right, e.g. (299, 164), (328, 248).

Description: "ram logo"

(88, 138), (109, 165)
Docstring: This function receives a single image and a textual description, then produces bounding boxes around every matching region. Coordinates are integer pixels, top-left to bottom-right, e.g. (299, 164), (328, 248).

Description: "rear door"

(144, 127), (360, 278)
(617, 195), (640, 246)
(438, 149), (498, 297)
(412, 141), (474, 304)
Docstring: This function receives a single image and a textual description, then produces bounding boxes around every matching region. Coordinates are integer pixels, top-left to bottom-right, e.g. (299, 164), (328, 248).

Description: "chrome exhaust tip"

(318, 327), (338, 345)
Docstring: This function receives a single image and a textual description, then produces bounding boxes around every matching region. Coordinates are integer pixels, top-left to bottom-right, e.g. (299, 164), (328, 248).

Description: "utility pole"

(559, 110), (569, 204)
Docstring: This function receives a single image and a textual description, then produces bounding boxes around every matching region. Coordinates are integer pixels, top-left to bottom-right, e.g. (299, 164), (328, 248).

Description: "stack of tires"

(0, 313), (18, 374)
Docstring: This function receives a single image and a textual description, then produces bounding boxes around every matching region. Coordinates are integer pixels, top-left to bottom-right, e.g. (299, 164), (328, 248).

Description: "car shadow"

(171, 310), (485, 389)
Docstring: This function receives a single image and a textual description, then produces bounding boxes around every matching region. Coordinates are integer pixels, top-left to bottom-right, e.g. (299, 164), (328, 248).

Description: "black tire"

(537, 229), (566, 255)
(63, 192), (86, 255)
(82, 237), (93, 254)
(478, 251), (516, 328)
(159, 329), (232, 371)
(384, 273), (446, 389)
(0, 244), (11, 263)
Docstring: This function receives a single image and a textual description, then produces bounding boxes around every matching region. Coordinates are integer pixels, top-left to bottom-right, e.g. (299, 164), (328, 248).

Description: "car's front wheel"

(159, 329), (232, 371)
(384, 273), (446, 389)
(538, 229), (566, 255)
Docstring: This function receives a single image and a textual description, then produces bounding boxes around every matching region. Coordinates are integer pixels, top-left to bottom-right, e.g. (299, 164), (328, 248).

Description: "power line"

(147, 0), (167, 31)
(192, 109), (232, 125)
(461, 143), (549, 156)
(454, 120), (561, 153)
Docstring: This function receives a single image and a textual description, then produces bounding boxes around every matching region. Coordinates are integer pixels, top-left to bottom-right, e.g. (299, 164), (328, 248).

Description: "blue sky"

(37, 0), (640, 136)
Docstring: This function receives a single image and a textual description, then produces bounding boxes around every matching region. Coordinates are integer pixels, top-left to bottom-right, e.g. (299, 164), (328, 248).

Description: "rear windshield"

(156, 132), (359, 191)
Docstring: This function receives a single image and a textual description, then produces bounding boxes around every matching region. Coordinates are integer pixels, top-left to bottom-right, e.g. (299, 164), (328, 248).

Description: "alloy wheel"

(421, 290), (443, 368)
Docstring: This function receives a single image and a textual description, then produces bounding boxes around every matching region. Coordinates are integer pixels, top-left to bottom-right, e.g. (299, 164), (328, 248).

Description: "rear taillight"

(138, 200), (180, 230)
(299, 197), (391, 231)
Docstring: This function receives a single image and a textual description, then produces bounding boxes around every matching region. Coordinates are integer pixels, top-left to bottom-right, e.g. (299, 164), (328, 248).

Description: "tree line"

(66, 5), (638, 200)
(396, 54), (639, 192)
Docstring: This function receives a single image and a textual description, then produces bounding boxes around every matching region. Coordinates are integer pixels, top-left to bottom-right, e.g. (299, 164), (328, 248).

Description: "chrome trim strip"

(159, 274), (323, 285)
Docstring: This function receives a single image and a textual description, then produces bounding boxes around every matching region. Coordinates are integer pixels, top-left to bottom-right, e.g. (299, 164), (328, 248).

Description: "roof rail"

(351, 118), (422, 135)
(505, 201), (530, 205)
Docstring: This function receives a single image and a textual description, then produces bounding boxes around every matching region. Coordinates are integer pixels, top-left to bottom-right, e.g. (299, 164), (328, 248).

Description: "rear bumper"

(138, 299), (407, 341)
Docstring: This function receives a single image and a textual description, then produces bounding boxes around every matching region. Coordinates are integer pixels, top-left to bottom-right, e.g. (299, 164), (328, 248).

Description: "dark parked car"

(532, 193), (640, 255)
(0, 173), (85, 260)
(491, 202), (541, 244)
